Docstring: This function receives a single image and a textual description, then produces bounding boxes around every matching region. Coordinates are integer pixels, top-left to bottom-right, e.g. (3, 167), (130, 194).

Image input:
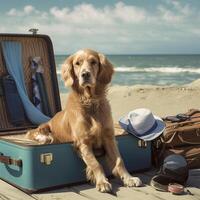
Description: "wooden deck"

(0, 169), (200, 200)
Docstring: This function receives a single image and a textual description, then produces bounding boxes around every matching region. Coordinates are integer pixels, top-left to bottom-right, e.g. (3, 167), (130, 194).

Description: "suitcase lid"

(0, 33), (61, 134)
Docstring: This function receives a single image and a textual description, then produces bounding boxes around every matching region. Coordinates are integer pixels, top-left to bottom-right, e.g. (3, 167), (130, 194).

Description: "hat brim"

(119, 115), (165, 141)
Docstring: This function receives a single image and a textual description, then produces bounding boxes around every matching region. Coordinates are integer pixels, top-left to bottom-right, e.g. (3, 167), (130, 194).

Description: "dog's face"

(61, 49), (114, 89)
(72, 50), (99, 88)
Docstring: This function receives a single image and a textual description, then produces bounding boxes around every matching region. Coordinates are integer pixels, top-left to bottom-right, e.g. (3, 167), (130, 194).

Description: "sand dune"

(60, 79), (200, 123)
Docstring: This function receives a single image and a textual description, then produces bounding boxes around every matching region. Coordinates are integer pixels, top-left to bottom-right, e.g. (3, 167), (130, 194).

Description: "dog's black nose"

(81, 71), (91, 80)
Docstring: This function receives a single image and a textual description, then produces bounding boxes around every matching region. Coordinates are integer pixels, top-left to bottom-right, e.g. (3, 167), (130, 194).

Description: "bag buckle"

(196, 129), (200, 136)
(138, 140), (147, 148)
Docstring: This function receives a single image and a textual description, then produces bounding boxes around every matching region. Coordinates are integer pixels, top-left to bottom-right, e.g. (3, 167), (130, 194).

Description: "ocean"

(55, 54), (200, 93)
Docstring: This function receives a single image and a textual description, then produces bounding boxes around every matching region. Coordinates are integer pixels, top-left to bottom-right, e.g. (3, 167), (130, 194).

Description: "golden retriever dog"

(26, 49), (142, 192)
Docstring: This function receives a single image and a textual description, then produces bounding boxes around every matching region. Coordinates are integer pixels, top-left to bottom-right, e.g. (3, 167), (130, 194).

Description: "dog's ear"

(61, 55), (75, 87)
(98, 53), (114, 85)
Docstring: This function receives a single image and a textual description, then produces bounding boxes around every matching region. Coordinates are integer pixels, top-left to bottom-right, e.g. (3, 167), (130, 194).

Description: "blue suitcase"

(0, 33), (151, 192)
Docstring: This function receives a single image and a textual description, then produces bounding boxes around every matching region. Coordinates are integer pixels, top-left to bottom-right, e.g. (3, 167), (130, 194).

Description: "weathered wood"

(186, 169), (200, 197)
(71, 183), (118, 200)
(141, 171), (200, 200)
(114, 179), (197, 200)
(0, 179), (34, 200)
(68, 171), (155, 200)
(32, 187), (89, 200)
(110, 180), (162, 200)
(1, 169), (200, 200)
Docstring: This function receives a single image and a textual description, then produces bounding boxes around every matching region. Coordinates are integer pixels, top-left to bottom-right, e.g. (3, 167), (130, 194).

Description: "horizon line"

(55, 53), (200, 56)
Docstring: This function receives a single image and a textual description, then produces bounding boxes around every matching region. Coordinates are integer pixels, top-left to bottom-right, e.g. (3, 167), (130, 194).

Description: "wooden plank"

(110, 180), (162, 200)
(111, 174), (165, 200)
(71, 178), (162, 200)
(69, 171), (157, 200)
(71, 183), (118, 200)
(113, 178), (197, 200)
(140, 171), (199, 200)
(1, 168), (199, 200)
(71, 173), (178, 200)
(32, 186), (89, 200)
(0, 179), (35, 200)
(188, 169), (200, 188)
(186, 169), (200, 197)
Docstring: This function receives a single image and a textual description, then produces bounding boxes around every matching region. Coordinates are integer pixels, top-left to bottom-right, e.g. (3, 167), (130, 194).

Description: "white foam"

(114, 66), (200, 74)
(56, 66), (200, 74)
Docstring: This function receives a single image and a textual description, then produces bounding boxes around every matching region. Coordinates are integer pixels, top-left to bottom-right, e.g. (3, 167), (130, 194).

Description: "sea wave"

(56, 66), (200, 75)
(114, 66), (200, 74)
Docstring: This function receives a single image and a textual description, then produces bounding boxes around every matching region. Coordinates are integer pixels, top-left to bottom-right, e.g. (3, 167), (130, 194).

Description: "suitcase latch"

(40, 153), (53, 165)
(138, 140), (147, 148)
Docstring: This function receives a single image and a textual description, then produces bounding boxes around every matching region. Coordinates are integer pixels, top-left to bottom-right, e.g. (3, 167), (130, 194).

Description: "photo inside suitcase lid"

(0, 34), (127, 146)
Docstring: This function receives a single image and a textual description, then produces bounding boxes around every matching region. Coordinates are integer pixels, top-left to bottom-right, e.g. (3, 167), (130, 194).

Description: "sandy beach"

(60, 79), (200, 123)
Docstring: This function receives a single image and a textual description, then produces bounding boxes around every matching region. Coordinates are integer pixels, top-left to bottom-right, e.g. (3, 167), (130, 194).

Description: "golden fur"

(26, 49), (142, 192)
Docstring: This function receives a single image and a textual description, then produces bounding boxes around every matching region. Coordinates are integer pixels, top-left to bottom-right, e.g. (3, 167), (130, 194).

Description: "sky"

(0, 0), (200, 54)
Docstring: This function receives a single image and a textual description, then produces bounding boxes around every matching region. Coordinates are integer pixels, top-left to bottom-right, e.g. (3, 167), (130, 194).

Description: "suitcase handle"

(0, 154), (22, 167)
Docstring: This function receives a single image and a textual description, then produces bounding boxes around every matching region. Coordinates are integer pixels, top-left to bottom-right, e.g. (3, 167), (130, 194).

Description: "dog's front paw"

(26, 130), (54, 144)
(96, 179), (112, 193)
(35, 133), (54, 144)
(123, 176), (142, 187)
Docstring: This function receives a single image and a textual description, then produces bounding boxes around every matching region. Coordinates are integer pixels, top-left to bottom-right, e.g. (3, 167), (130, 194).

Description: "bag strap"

(185, 109), (200, 116)
(161, 131), (177, 144)
(164, 109), (200, 125)
(165, 118), (200, 129)
(177, 130), (200, 145)
(0, 154), (22, 167)
(166, 121), (200, 133)
(163, 123), (200, 146)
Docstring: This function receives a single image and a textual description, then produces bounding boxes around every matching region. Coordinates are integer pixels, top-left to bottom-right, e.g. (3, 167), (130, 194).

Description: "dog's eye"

(75, 61), (80, 66)
(91, 60), (97, 65)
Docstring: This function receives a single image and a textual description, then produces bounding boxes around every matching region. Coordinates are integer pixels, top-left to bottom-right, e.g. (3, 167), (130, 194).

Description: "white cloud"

(2, 1), (200, 54)
(169, 0), (191, 16)
(49, 2), (147, 25)
(157, 0), (192, 23)
(50, 4), (113, 25)
(7, 5), (40, 16)
(7, 8), (18, 16)
(24, 5), (35, 14)
(114, 2), (147, 23)
(157, 5), (182, 23)
(50, 7), (69, 21)
(191, 28), (200, 36)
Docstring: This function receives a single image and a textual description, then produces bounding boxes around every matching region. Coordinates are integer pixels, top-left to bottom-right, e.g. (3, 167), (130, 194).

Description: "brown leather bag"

(164, 145), (200, 169)
(162, 109), (200, 148)
(153, 109), (200, 169)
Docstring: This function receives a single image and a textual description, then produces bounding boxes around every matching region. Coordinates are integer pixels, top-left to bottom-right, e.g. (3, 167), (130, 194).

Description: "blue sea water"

(55, 54), (200, 93)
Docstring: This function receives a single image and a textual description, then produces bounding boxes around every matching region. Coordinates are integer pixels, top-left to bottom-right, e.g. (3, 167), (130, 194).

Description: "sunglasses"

(164, 113), (199, 123)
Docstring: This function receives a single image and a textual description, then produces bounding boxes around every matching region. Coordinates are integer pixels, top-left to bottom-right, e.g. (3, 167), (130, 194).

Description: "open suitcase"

(0, 33), (152, 192)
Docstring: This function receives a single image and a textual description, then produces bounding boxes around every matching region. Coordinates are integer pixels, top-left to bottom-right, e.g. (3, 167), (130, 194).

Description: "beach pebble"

(138, 89), (144, 93)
